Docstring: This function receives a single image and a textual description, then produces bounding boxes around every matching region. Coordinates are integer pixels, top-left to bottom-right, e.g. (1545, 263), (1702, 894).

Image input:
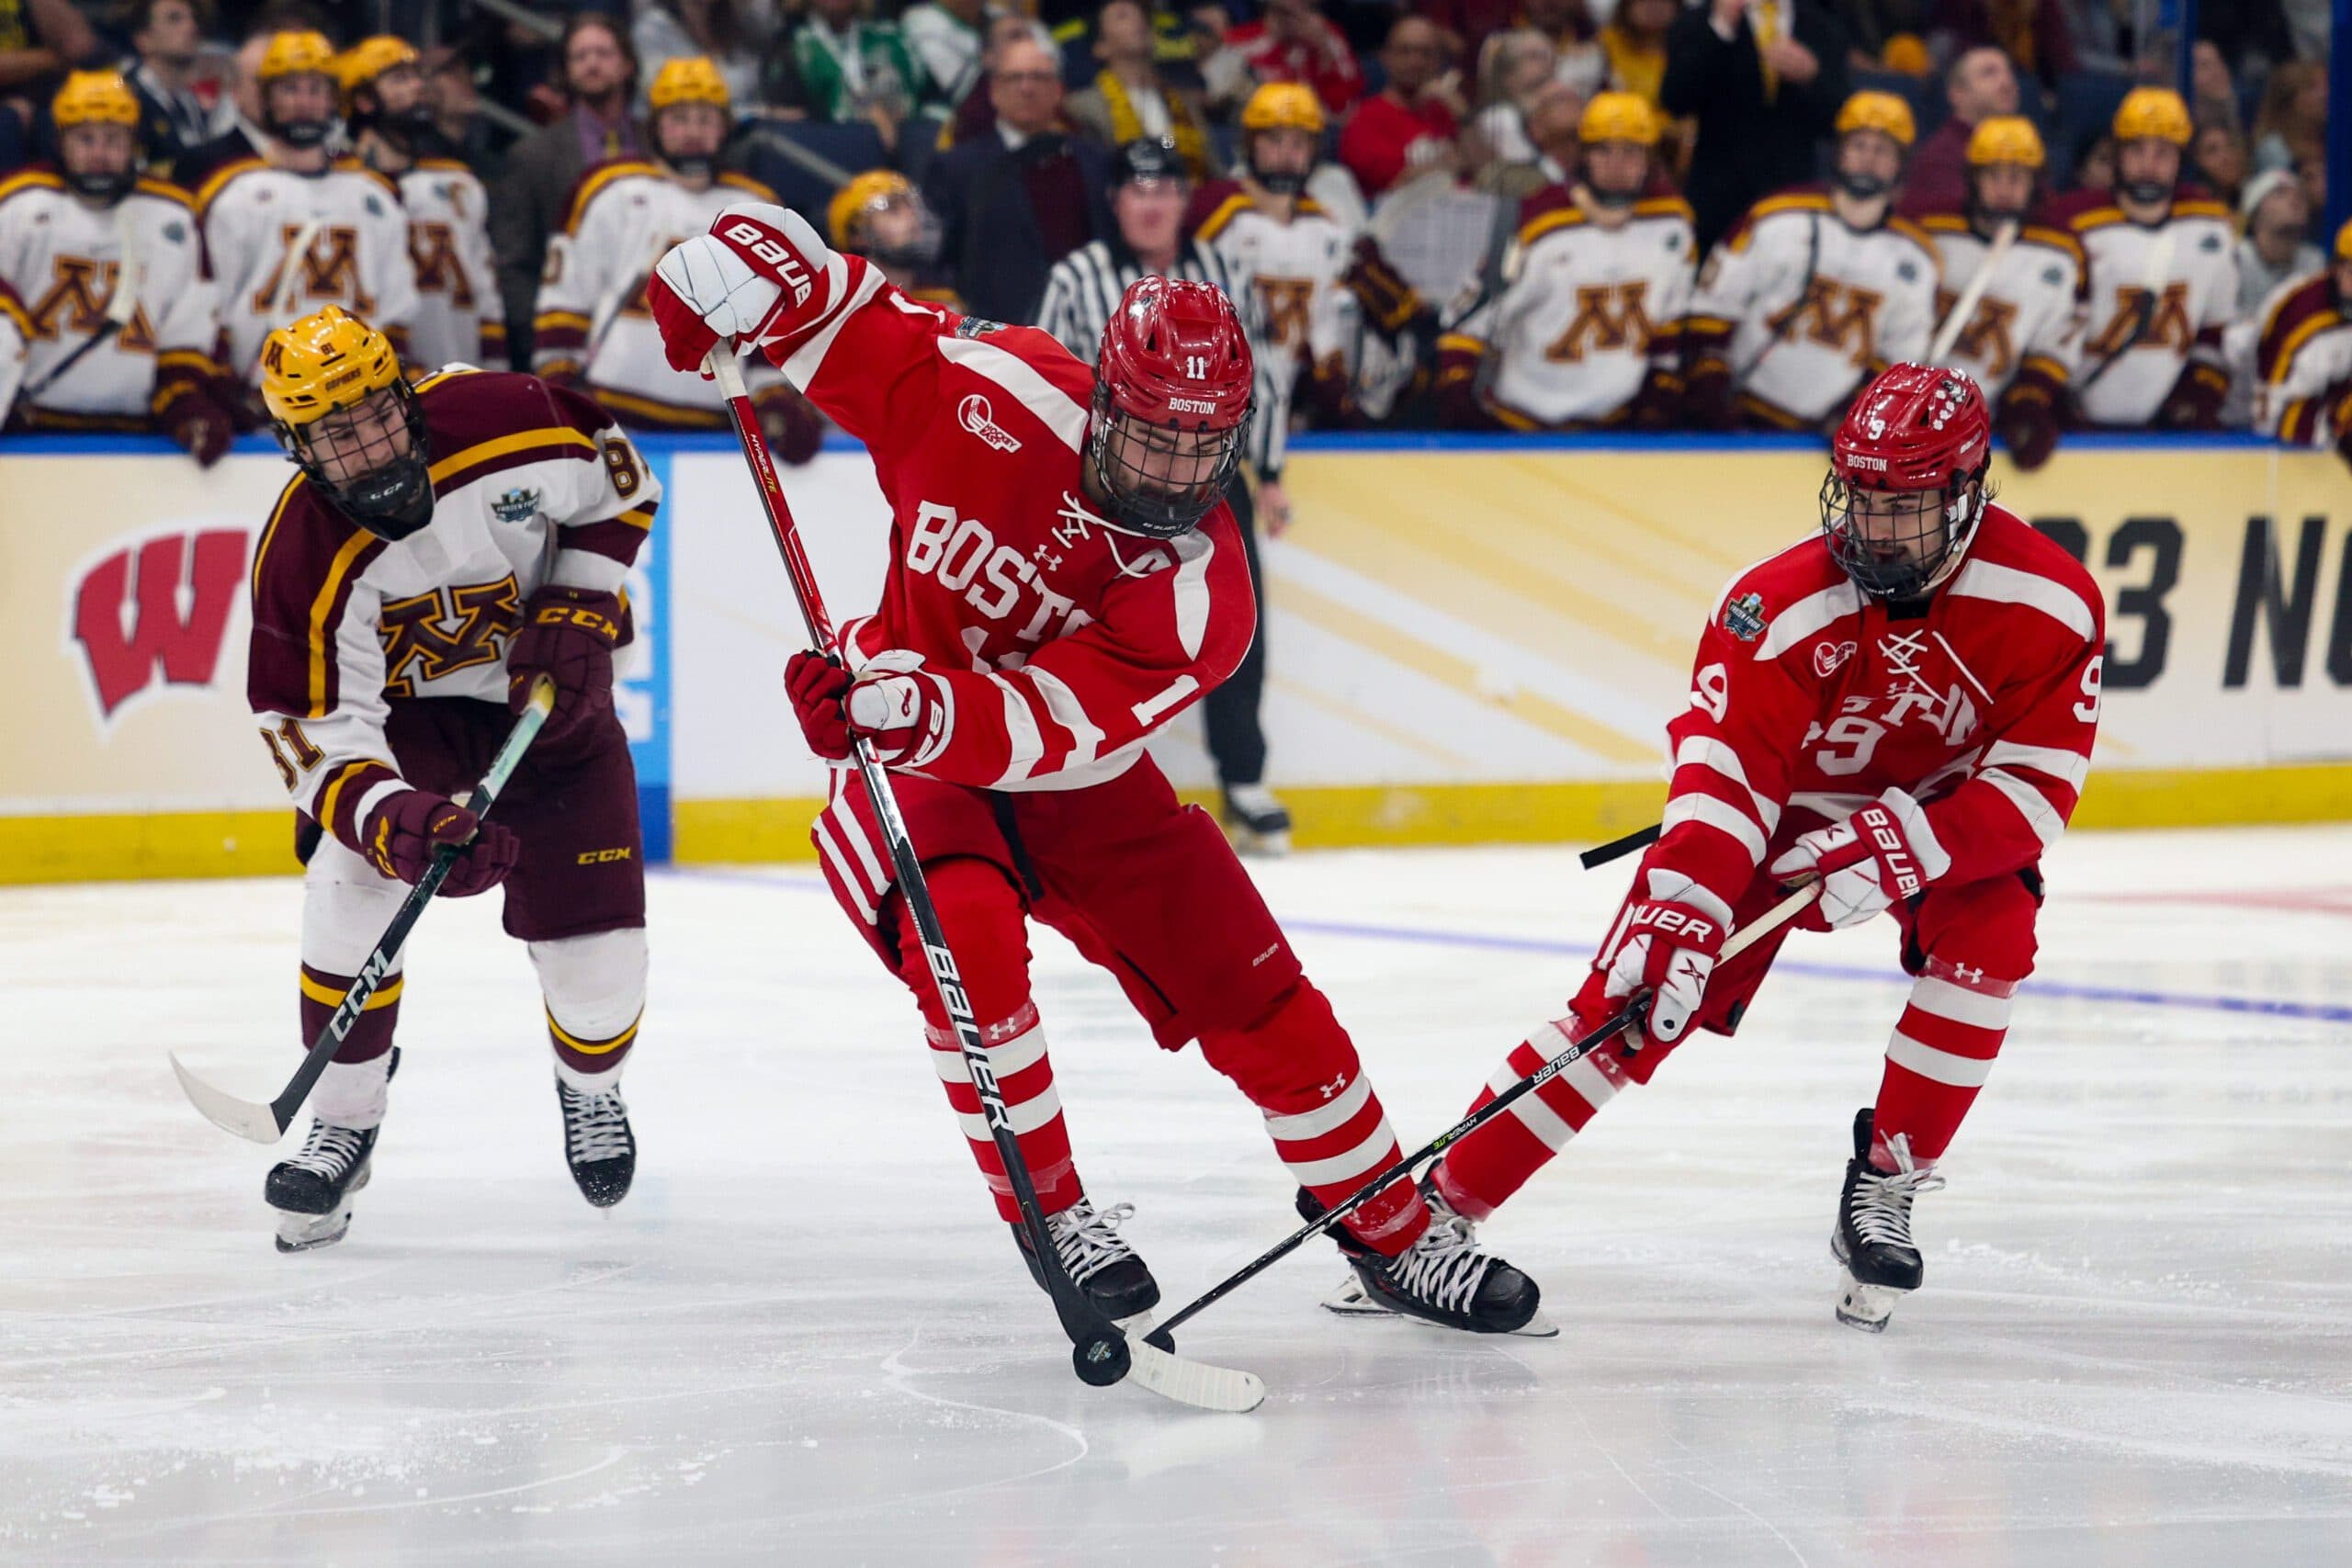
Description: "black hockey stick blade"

(169, 679), (555, 1143)
(1579, 822), (1659, 870)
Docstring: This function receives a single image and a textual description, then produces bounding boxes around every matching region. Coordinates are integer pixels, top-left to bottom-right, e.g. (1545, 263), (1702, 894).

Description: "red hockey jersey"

(1642, 506), (2105, 914)
(731, 202), (1257, 792)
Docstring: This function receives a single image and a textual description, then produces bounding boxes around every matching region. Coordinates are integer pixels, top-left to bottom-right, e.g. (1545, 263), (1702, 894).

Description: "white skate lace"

(1848, 1133), (1946, 1249)
(1047, 1200), (1138, 1287)
(560, 1083), (632, 1164)
(285, 1120), (367, 1179)
(1387, 1213), (1494, 1314)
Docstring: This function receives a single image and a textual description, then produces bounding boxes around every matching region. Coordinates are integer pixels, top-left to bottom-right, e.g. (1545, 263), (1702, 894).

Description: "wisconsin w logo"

(379, 576), (522, 695)
(70, 528), (249, 720)
(1544, 281), (1655, 363)
(250, 224), (372, 315)
(28, 256), (157, 351)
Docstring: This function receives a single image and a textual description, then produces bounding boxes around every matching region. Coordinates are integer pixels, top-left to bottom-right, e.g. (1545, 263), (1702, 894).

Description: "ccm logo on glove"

(720, 221), (814, 304)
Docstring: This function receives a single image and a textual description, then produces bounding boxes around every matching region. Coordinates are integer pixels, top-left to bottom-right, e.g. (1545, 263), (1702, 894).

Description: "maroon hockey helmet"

(1089, 276), (1255, 538)
(1821, 363), (1993, 600)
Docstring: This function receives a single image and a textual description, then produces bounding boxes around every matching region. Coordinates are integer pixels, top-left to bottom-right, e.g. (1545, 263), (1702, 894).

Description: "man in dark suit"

(1662, 0), (1851, 254)
(490, 13), (639, 369)
(922, 34), (1112, 325)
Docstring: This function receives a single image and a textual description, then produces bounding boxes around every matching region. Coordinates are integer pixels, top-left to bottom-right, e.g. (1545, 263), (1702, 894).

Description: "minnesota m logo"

(379, 577), (524, 696)
(1787, 276), (1885, 365)
(1544, 281), (1656, 363)
(1254, 277), (1315, 350)
(409, 221), (476, 306)
(1940, 292), (2018, 379)
(28, 256), (158, 351)
(2088, 281), (2192, 358)
(251, 224), (373, 315)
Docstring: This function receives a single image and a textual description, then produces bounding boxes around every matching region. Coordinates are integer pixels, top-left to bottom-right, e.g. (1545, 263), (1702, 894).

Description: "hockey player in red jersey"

(645, 204), (1542, 1336)
(1403, 364), (2104, 1332)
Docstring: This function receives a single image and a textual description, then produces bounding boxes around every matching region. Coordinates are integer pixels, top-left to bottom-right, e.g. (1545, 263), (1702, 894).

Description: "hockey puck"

(1072, 1330), (1131, 1386)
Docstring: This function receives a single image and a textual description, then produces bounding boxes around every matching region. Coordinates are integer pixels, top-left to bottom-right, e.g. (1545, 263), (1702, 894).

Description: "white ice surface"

(5, 826), (2350, 1566)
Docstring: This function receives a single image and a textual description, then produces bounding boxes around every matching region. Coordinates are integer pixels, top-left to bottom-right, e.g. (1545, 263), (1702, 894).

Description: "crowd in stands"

(1, 0), (2348, 476)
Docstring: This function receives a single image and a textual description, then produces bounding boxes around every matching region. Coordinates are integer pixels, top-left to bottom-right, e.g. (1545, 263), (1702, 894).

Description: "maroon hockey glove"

(1768, 788), (1951, 930)
(2155, 362), (2226, 431)
(1628, 367), (1683, 433)
(360, 790), (519, 896)
(506, 584), (625, 745)
(162, 386), (235, 467)
(1994, 384), (2059, 471)
(755, 382), (825, 466)
(1594, 886), (1726, 1052)
(1681, 357), (1736, 431)
(785, 649), (854, 760)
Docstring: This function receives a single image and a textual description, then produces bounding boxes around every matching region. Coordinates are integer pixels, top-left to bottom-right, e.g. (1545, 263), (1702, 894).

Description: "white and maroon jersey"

(245, 369), (659, 846)
(533, 161), (786, 429)
(1638, 507), (2104, 924)
(1190, 178), (1353, 446)
(395, 157), (504, 371)
(0, 167), (220, 426)
(717, 200), (1257, 794)
(2058, 190), (2237, 426)
(197, 153), (419, 387)
(1915, 211), (2084, 400)
(2249, 269), (2352, 446)
(1447, 187), (1695, 428)
(1689, 187), (1940, 427)
(0, 278), (26, 421)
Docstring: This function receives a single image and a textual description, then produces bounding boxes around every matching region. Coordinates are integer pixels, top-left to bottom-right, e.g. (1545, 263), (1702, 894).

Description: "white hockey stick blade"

(168, 1053), (288, 1144)
(1318, 1271), (1560, 1337)
(1125, 1335), (1264, 1414)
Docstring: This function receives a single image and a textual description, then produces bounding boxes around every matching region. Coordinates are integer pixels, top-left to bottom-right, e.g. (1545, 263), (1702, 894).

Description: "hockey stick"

(1927, 219), (2018, 366)
(22, 208), (145, 401)
(1734, 211), (1821, 388)
(2075, 227), (2177, 399)
(707, 344), (1264, 1414)
(1143, 881), (1822, 1348)
(1579, 821), (1659, 870)
(275, 218), (326, 325)
(170, 677), (557, 1143)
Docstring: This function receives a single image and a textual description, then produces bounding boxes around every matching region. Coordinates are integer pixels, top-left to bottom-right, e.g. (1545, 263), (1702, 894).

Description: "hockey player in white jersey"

(0, 70), (233, 462)
(532, 56), (818, 457)
(1684, 91), (1939, 433)
(2250, 217), (2352, 465)
(196, 29), (418, 408)
(339, 37), (505, 372)
(1913, 116), (2083, 469)
(2054, 88), (2236, 432)
(1189, 83), (1356, 444)
(1435, 92), (1693, 431)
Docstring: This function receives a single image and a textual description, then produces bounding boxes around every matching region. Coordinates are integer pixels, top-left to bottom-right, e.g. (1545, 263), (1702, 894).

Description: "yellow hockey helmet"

(51, 69), (140, 128)
(1578, 91), (1661, 147)
(262, 305), (404, 426)
(1965, 115), (2046, 169)
(649, 55), (731, 113)
(258, 29), (338, 85)
(337, 35), (420, 98)
(1835, 90), (1917, 149)
(1239, 82), (1325, 136)
(2112, 86), (2192, 146)
(2335, 216), (2352, 264)
(830, 168), (914, 249)
(262, 307), (435, 535)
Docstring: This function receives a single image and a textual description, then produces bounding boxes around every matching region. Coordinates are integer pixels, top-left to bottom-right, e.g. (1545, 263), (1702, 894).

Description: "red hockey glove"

(1995, 381), (2059, 471)
(506, 584), (624, 745)
(1768, 787), (1951, 930)
(1594, 879), (1729, 1052)
(785, 649), (949, 765)
(785, 649), (853, 759)
(2155, 362), (2226, 431)
(754, 381), (825, 465)
(648, 208), (821, 374)
(359, 790), (519, 896)
(161, 386), (235, 467)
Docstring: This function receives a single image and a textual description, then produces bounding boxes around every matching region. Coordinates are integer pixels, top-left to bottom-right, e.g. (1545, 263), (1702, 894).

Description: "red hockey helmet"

(1821, 363), (1992, 600)
(1089, 276), (1255, 538)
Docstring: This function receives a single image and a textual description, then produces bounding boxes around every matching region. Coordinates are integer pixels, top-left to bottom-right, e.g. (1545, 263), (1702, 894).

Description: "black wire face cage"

(1818, 469), (1981, 601)
(282, 380), (436, 540)
(1088, 385), (1252, 540)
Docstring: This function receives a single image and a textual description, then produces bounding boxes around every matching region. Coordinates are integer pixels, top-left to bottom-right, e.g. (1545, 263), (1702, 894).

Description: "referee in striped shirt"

(1035, 137), (1295, 855)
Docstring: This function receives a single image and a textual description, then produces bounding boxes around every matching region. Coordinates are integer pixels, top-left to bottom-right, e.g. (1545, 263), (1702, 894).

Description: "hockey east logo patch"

(958, 394), (1021, 453)
(1721, 592), (1769, 642)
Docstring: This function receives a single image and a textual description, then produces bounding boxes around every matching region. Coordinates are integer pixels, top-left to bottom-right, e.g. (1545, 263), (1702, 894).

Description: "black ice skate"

(1300, 1185), (1541, 1336)
(1832, 1108), (1946, 1332)
(1012, 1197), (1160, 1329)
(1221, 784), (1292, 858)
(1319, 1175), (1559, 1337)
(266, 1119), (379, 1253)
(557, 1076), (636, 1207)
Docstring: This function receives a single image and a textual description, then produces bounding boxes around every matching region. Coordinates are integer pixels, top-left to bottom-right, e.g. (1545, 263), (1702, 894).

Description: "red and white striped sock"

(1871, 957), (2015, 1168)
(1430, 1018), (1632, 1223)
(926, 1002), (1080, 1220)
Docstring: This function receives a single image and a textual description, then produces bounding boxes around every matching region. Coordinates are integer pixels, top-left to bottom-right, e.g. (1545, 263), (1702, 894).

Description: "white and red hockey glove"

(1768, 786), (1952, 929)
(1596, 873), (1732, 1052)
(784, 649), (950, 767)
(646, 204), (826, 374)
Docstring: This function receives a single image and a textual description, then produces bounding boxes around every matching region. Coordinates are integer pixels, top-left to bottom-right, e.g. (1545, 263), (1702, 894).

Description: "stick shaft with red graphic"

(168, 678), (556, 1144)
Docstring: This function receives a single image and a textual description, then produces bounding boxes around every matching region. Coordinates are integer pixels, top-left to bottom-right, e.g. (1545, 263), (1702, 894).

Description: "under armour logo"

(1317, 1073), (1348, 1100)
(1952, 963), (1985, 986)
(1878, 630), (1934, 698)
(1032, 544), (1062, 570)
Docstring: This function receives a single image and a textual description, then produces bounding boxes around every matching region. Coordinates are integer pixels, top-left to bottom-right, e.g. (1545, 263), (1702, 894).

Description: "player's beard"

(1834, 168), (1894, 201)
(64, 164), (136, 203)
(272, 114), (334, 149)
(2117, 175), (2172, 206)
(355, 104), (442, 157)
(665, 153), (717, 182)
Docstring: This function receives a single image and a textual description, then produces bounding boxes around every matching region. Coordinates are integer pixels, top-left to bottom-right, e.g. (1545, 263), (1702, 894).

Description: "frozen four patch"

(1722, 592), (1769, 642)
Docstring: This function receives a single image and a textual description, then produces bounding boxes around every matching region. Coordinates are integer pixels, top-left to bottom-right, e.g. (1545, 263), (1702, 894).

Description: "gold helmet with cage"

(336, 35), (419, 101)
(1965, 115), (2045, 169)
(1578, 92), (1661, 148)
(51, 71), (142, 201)
(262, 307), (435, 538)
(830, 169), (914, 249)
(649, 55), (730, 112)
(2112, 86), (2192, 147)
(52, 69), (140, 127)
(258, 30), (340, 148)
(1835, 90), (1917, 148)
(1239, 83), (1323, 196)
